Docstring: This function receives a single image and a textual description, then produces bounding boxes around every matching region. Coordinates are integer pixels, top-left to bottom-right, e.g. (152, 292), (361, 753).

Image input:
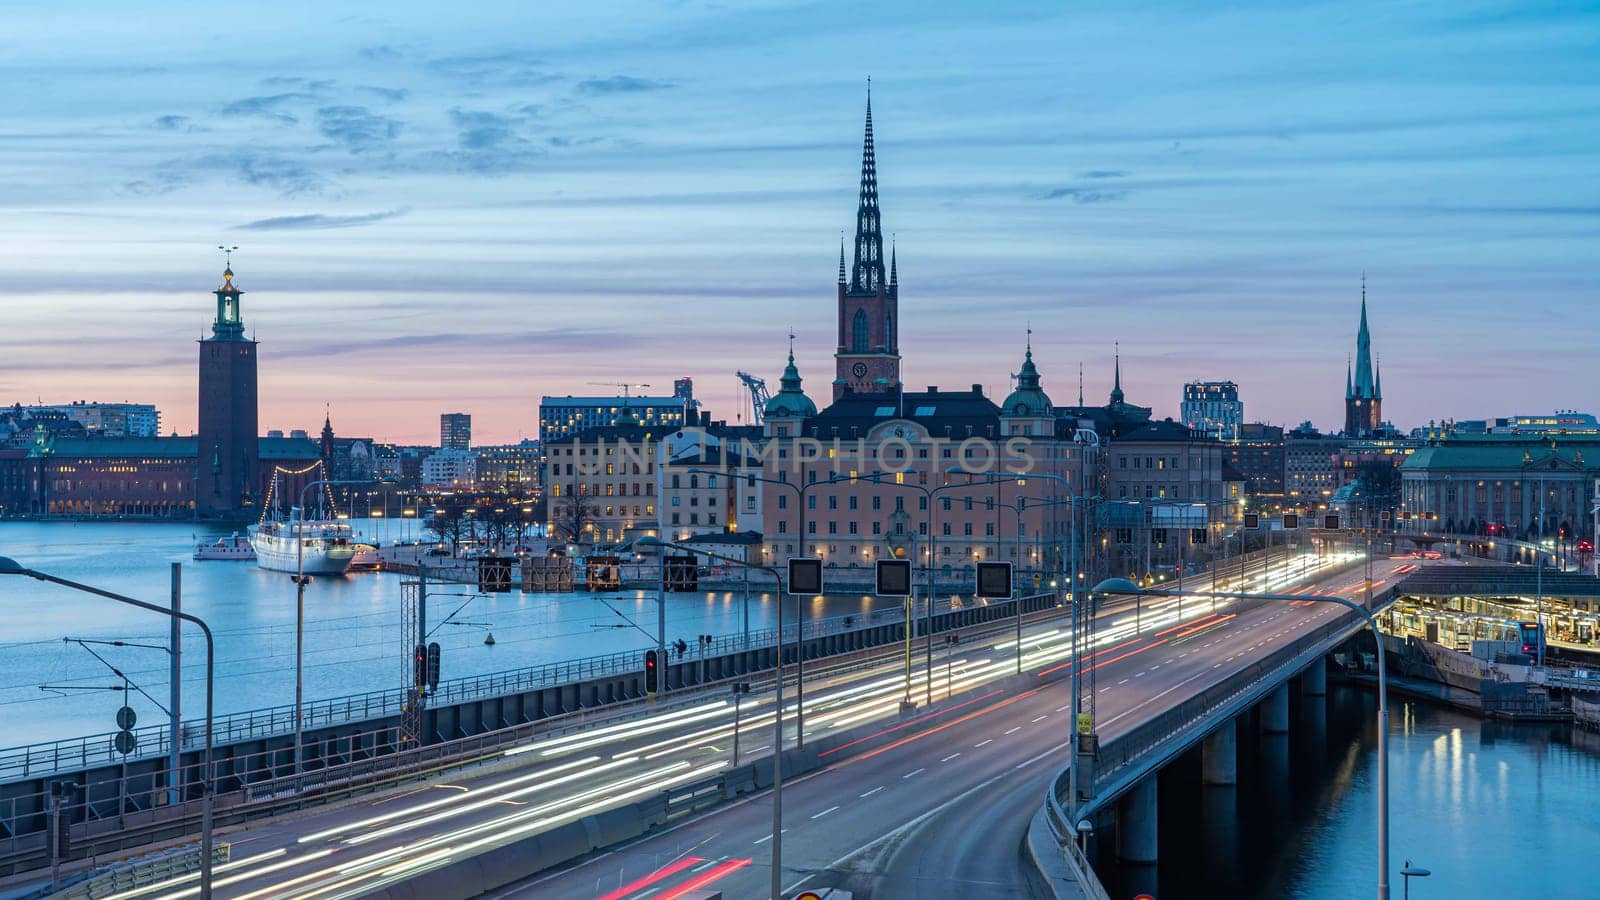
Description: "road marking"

(941, 753), (962, 762)
(903, 768), (925, 779)
(1005, 726), (1022, 735)
(1118, 678), (1129, 685)
(812, 805), (839, 819)
(975, 739), (993, 748)
(691, 858), (720, 872)
(754, 834), (773, 844)
(859, 786), (884, 798)
(1031, 715), (1048, 723)
(1135, 671), (1146, 678)
(1056, 705), (1070, 712)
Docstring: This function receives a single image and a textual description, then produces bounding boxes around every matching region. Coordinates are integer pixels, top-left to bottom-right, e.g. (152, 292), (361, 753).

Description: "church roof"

(1001, 344), (1053, 417)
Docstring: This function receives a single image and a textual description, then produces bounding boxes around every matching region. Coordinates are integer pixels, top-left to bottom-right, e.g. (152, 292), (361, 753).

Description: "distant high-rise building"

(1181, 381), (1243, 441)
(196, 261), (259, 519)
(440, 412), (471, 450)
(11, 402), (161, 438)
(1344, 279), (1383, 437)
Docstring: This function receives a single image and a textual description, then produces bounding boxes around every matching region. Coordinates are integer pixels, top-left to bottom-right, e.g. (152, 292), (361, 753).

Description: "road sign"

(114, 730), (137, 755)
(875, 559), (911, 597)
(976, 561), (1012, 599)
(1244, 512), (1260, 529)
(1324, 514), (1340, 530)
(788, 557), (823, 595)
(1282, 513), (1299, 530)
(115, 706), (137, 731)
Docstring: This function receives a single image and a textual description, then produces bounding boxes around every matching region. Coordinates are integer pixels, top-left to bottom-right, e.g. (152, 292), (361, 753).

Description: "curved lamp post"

(1093, 575), (1391, 900)
(635, 536), (787, 900)
(0, 556), (217, 899)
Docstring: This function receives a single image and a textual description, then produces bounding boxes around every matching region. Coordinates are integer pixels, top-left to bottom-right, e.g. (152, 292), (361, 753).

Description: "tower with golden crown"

(196, 260), (260, 518)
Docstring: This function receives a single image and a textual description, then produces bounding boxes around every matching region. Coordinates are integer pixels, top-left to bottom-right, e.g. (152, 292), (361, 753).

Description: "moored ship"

(249, 508), (357, 575)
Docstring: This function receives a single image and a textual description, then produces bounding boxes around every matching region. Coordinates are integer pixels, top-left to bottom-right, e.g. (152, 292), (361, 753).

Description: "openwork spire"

(1110, 342), (1125, 404)
(850, 81), (885, 293)
(838, 235), (847, 284)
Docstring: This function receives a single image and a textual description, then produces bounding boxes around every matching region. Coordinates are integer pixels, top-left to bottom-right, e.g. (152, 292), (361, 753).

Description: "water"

(0, 521), (896, 749)
(1097, 686), (1600, 899)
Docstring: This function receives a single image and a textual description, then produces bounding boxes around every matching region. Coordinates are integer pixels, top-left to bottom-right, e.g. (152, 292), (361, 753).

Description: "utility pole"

(168, 563), (182, 807)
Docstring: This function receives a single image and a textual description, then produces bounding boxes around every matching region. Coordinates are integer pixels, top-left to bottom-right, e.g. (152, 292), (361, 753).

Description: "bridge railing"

(0, 592), (1048, 783)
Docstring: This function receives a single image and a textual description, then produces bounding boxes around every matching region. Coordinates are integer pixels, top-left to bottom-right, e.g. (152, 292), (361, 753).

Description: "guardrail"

(0, 595), (984, 784)
(0, 594), (1062, 874)
(1032, 584), (1397, 898)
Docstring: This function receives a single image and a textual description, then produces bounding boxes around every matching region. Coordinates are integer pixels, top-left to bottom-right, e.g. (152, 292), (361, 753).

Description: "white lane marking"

(691, 858), (719, 872)
(975, 739), (993, 748)
(1005, 726), (1022, 735)
(1118, 679), (1130, 685)
(1031, 715), (1048, 723)
(903, 768), (925, 779)
(755, 834), (773, 844)
(940, 753), (961, 763)
(860, 786), (885, 798)
(812, 805), (839, 819)
(1056, 705), (1070, 713)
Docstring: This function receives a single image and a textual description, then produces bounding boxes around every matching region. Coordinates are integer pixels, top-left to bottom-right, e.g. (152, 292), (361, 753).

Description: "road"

(81, 549), (1398, 899)
(499, 553), (1403, 900)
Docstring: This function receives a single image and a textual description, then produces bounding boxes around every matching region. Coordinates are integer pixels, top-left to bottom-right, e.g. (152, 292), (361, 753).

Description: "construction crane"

(736, 371), (770, 426)
(587, 382), (651, 398)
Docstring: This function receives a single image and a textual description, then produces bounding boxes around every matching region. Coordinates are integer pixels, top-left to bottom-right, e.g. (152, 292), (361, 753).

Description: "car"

(425, 547), (451, 557)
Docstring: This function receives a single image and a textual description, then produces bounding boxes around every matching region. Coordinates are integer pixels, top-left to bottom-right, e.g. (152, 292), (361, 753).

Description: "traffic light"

(413, 644), (427, 690)
(426, 642), (441, 692)
(976, 561), (1013, 599)
(788, 557), (823, 595)
(644, 649), (659, 693)
(876, 559), (912, 597)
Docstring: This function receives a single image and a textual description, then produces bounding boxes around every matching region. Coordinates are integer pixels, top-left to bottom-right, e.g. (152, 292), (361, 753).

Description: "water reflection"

(1095, 685), (1600, 899)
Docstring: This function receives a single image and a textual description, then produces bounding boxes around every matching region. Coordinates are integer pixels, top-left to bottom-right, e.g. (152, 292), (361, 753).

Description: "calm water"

(0, 521), (896, 748)
(1097, 685), (1600, 899)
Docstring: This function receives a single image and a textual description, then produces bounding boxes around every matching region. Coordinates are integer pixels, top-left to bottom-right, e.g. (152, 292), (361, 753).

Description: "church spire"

(889, 236), (897, 286)
(1352, 274), (1376, 399)
(850, 80), (885, 293)
(838, 235), (846, 284)
(1109, 343), (1125, 405)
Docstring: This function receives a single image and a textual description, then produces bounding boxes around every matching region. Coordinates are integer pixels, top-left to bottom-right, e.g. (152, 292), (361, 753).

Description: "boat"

(194, 532), (256, 561)
(249, 507), (357, 575)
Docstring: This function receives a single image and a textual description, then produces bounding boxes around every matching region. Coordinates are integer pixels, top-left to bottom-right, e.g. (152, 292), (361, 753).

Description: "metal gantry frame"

(400, 575), (427, 748)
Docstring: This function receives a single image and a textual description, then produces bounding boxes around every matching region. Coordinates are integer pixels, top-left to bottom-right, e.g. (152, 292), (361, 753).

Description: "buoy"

(483, 633), (496, 646)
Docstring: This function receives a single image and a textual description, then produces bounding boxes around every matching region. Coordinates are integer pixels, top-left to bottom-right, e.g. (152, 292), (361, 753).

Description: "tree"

(551, 493), (594, 546)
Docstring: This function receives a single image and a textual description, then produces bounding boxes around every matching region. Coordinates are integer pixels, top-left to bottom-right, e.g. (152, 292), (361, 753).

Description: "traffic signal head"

(644, 649), (659, 693)
(426, 642), (441, 691)
(976, 561), (1012, 599)
(787, 557), (823, 595)
(875, 559), (912, 597)
(413, 644), (427, 691)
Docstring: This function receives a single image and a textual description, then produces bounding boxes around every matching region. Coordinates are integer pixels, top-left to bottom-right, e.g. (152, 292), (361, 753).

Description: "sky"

(1, 0), (1596, 445)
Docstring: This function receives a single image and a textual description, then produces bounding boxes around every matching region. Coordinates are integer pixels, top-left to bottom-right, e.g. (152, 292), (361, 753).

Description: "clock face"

(852, 362), (868, 378)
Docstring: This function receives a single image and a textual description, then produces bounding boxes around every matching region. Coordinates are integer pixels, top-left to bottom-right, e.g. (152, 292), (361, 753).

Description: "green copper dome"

(1002, 346), (1053, 417)
(765, 352), (817, 419)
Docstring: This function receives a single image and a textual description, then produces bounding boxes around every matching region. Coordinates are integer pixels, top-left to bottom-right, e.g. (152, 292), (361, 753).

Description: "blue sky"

(2, 0), (1596, 443)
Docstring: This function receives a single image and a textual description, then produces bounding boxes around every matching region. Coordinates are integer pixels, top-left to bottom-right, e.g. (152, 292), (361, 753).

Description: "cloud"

(1040, 187), (1130, 204)
(576, 75), (674, 94)
(316, 105), (402, 153)
(152, 115), (190, 131)
(220, 93), (309, 124)
(426, 50), (559, 87)
(360, 85), (410, 102)
(133, 150), (326, 196)
(1081, 170), (1128, 179)
(359, 44), (405, 61)
(234, 208), (410, 230)
(260, 76), (335, 91)
(449, 109), (521, 151)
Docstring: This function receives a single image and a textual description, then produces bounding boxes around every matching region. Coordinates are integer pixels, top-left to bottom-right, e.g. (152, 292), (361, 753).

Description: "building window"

(853, 309), (869, 353)
(872, 496), (881, 510)
(828, 521), (838, 534)
(848, 521), (858, 534)
(808, 495), (817, 510)
(778, 495), (788, 509)
(943, 523), (952, 536)
(848, 495), (858, 510)
(828, 496), (838, 510)
(708, 513), (717, 525)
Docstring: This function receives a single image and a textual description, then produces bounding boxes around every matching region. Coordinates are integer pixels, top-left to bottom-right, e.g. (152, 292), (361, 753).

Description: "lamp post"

(1400, 861), (1430, 900)
(1093, 576), (1392, 900)
(992, 495), (1075, 674)
(0, 557), (217, 899)
(636, 536), (785, 900)
(293, 477), (366, 780)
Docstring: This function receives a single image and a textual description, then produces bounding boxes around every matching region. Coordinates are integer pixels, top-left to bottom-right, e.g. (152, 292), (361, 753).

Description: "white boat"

(249, 509), (357, 575)
(194, 532), (256, 561)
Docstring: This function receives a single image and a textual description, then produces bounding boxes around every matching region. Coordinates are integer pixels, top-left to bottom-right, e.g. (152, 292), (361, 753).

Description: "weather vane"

(218, 245), (239, 267)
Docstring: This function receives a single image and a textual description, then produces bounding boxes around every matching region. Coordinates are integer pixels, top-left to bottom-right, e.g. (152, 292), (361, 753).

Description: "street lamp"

(636, 536), (786, 900)
(0, 557), (217, 899)
(1400, 861), (1431, 900)
(1093, 576), (1392, 900)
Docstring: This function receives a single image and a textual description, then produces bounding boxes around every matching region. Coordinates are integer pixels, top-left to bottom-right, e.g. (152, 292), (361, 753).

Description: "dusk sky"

(3, 1), (1596, 445)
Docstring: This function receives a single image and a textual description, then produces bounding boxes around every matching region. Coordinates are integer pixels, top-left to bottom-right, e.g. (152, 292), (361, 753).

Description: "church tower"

(1343, 277), (1383, 437)
(196, 257), (260, 519)
(833, 86), (901, 400)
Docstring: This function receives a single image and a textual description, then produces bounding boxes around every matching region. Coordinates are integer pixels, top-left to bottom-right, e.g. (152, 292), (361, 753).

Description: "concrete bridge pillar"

(1116, 775), (1159, 864)
(1202, 718), (1237, 786)
(1302, 661), (1327, 697)
(1261, 684), (1290, 734)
